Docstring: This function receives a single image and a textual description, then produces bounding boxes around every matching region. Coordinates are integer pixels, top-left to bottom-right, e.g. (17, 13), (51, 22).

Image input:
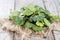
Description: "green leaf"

(9, 10), (20, 19)
(24, 21), (33, 28)
(21, 9), (33, 16)
(30, 15), (44, 22)
(32, 26), (43, 31)
(53, 16), (60, 19)
(25, 21), (43, 31)
(27, 4), (37, 12)
(44, 18), (51, 26)
(36, 21), (44, 27)
(13, 16), (25, 25)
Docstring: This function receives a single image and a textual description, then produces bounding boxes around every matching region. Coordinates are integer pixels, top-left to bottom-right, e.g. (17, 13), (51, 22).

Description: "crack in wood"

(42, 0), (47, 9)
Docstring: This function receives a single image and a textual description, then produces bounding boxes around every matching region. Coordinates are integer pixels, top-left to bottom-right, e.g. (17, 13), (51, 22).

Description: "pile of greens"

(9, 4), (60, 31)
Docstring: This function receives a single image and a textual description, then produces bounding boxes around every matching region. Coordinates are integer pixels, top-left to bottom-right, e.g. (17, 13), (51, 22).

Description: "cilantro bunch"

(9, 4), (60, 31)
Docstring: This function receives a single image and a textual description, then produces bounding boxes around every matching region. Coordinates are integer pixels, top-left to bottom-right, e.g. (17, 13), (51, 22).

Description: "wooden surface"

(0, 0), (14, 18)
(0, 0), (60, 40)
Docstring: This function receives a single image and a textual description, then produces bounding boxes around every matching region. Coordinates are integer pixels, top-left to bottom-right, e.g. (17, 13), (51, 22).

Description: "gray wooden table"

(0, 0), (60, 40)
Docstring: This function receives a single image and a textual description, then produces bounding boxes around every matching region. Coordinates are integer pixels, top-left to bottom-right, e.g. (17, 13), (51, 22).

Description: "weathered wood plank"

(42, 0), (58, 15)
(53, 31), (60, 40)
(15, 0), (44, 10)
(0, 0), (60, 40)
(53, 0), (60, 15)
(0, 0), (14, 18)
(53, 22), (60, 40)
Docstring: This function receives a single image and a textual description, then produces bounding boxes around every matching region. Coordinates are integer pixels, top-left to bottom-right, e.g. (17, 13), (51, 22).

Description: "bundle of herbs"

(9, 4), (60, 31)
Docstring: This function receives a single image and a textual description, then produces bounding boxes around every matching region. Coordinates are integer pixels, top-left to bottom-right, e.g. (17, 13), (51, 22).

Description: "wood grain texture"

(15, 0), (44, 10)
(0, 0), (14, 18)
(53, 31), (60, 40)
(0, 0), (60, 40)
(53, 0), (60, 15)
(42, 0), (59, 15)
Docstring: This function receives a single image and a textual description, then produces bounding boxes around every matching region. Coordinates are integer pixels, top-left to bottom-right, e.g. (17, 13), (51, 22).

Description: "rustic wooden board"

(0, 0), (60, 40)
